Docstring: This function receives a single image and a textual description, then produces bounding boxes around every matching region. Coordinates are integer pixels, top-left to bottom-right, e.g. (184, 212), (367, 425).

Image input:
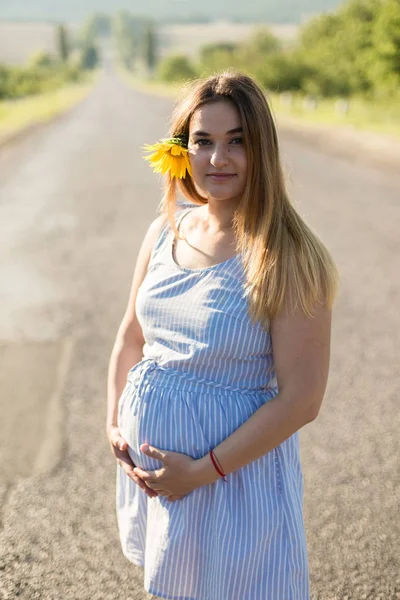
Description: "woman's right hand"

(107, 425), (158, 498)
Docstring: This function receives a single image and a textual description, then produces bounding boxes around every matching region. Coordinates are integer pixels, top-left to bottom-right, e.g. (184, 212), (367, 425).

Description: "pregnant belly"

(117, 371), (276, 473)
(118, 378), (213, 472)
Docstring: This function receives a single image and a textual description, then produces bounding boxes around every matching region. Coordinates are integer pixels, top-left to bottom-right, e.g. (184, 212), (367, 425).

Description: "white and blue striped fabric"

(116, 205), (310, 600)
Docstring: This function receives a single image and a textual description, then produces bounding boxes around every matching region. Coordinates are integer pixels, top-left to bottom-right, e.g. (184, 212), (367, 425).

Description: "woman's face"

(187, 100), (247, 205)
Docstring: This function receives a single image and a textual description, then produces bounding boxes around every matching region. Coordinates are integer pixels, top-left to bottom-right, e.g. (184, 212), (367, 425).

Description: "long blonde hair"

(161, 71), (338, 329)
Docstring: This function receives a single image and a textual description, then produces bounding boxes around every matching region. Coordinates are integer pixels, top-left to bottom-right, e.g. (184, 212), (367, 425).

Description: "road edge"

(0, 82), (97, 152)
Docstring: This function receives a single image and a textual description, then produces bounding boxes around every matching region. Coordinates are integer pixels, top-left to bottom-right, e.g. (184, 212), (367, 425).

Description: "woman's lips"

(207, 174), (236, 181)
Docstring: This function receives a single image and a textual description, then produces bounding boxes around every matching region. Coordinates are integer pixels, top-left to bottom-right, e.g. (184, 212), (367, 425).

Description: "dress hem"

(121, 550), (144, 568)
(146, 588), (199, 600)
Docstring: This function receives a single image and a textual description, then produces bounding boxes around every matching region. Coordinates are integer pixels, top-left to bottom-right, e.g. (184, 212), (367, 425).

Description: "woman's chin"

(203, 189), (242, 203)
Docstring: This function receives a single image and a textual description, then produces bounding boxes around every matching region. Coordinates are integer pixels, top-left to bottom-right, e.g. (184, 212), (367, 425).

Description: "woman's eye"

(193, 138), (244, 147)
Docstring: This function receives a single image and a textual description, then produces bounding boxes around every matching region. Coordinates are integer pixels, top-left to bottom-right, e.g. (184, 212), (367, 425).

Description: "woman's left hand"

(133, 443), (204, 502)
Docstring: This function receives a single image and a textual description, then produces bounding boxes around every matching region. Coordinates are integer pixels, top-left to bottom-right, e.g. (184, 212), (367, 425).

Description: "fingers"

(120, 459), (158, 498)
(140, 443), (167, 462)
(130, 473), (177, 499)
(108, 432), (158, 499)
(153, 489), (170, 497)
(124, 463), (158, 498)
(109, 428), (128, 452)
(133, 467), (161, 488)
(131, 466), (184, 500)
(132, 469), (165, 495)
(106, 429), (181, 501)
(133, 466), (148, 479)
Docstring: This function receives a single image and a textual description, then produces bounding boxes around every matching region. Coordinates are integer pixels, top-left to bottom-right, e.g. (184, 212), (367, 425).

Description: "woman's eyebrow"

(192, 127), (243, 136)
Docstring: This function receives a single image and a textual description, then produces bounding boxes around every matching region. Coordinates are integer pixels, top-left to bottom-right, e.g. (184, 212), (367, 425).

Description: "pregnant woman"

(106, 71), (338, 600)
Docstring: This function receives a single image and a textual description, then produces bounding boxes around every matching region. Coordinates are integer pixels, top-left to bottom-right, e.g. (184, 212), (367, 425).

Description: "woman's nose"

(210, 145), (229, 167)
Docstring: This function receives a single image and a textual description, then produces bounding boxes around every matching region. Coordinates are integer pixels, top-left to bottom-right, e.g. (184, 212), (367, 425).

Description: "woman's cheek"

(189, 156), (206, 186)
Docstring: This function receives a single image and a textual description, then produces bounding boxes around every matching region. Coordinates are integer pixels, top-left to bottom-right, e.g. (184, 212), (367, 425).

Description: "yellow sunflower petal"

(173, 159), (181, 178)
(148, 149), (166, 164)
(170, 144), (183, 157)
(184, 155), (192, 177)
(160, 154), (174, 174)
(143, 143), (162, 153)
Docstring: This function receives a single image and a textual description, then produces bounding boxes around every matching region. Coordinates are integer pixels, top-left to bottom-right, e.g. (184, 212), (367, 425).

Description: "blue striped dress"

(116, 204), (310, 600)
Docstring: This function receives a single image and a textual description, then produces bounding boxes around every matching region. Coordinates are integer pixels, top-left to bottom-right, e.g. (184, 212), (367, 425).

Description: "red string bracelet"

(213, 451), (225, 476)
(209, 450), (227, 482)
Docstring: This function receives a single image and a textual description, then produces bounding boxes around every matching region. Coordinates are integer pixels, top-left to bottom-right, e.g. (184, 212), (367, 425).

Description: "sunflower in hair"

(143, 137), (192, 180)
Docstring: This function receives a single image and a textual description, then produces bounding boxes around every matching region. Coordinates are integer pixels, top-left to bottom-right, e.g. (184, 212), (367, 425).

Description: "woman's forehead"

(189, 100), (241, 133)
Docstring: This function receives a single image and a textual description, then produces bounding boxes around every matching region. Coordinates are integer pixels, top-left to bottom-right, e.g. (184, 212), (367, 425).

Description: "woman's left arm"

(134, 301), (333, 497)
(194, 301), (332, 483)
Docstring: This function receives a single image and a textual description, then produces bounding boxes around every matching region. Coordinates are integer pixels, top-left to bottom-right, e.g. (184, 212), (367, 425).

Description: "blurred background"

(0, 1), (399, 599)
(1, 0), (400, 138)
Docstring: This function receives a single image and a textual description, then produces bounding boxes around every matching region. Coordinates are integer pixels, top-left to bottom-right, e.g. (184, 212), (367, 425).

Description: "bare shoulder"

(142, 214), (169, 256)
(133, 213), (169, 282)
(117, 214), (169, 345)
(149, 213), (169, 236)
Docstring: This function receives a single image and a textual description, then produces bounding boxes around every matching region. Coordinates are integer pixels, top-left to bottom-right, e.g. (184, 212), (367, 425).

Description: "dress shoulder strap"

(148, 204), (195, 264)
(176, 204), (197, 231)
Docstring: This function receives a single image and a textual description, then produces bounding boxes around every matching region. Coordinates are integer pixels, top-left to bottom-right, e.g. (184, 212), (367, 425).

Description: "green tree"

(0, 66), (10, 99)
(232, 27), (283, 84)
(57, 24), (70, 63)
(245, 28), (281, 55)
(143, 23), (157, 73)
(88, 13), (112, 37)
(158, 54), (197, 82)
(112, 11), (150, 70)
(77, 14), (101, 71)
(112, 11), (136, 69)
(256, 52), (312, 92)
(297, 0), (383, 96)
(199, 42), (238, 73)
(80, 44), (99, 70)
(371, 0), (400, 94)
(297, 13), (350, 96)
(236, 28), (281, 69)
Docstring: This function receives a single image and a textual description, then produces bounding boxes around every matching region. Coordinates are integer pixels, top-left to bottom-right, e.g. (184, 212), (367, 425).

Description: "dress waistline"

(127, 357), (278, 399)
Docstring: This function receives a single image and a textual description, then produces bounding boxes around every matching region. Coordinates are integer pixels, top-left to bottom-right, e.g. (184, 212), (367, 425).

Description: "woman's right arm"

(106, 214), (167, 498)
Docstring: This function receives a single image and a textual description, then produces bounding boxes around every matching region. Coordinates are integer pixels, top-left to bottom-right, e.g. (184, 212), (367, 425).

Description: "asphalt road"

(0, 70), (399, 600)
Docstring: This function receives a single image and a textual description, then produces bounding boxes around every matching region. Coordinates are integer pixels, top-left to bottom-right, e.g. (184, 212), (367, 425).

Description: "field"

(0, 20), (298, 67)
(0, 21), (80, 66)
(158, 22), (299, 59)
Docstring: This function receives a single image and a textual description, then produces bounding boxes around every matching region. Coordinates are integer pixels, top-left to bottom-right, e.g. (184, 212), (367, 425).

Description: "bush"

(256, 53), (311, 92)
(0, 60), (86, 100)
(27, 51), (54, 69)
(157, 55), (197, 82)
(79, 44), (99, 70)
(0, 66), (10, 99)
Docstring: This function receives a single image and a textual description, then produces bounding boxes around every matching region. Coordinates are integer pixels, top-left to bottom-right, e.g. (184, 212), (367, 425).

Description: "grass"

(267, 91), (400, 139)
(0, 70), (100, 144)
